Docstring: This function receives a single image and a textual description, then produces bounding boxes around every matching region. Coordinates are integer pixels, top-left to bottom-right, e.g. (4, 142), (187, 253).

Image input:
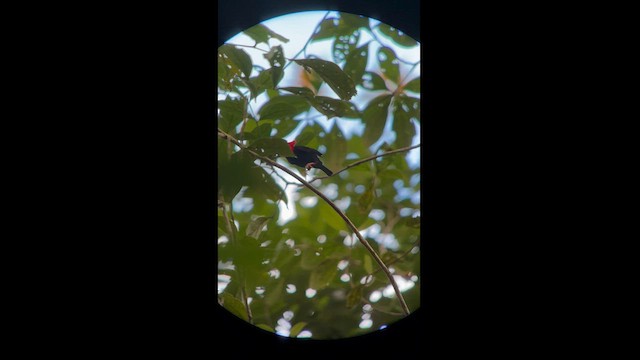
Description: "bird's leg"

(305, 162), (316, 170)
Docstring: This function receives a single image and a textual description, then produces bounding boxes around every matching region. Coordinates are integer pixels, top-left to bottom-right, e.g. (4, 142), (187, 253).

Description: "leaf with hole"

(294, 59), (357, 101)
(362, 94), (392, 147)
(219, 44), (253, 79)
(246, 216), (273, 239)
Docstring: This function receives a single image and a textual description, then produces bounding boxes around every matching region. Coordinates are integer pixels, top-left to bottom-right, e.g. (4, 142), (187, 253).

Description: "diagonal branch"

(309, 144), (421, 183)
(218, 128), (410, 315)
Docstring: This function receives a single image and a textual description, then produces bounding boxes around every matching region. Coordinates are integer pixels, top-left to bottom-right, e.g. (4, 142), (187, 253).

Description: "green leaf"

(246, 216), (272, 239)
(218, 216), (228, 235)
(405, 216), (420, 228)
(309, 259), (339, 290)
(264, 45), (286, 87)
(362, 94), (392, 147)
(332, 28), (360, 63)
(271, 119), (300, 138)
(339, 13), (369, 30)
(404, 77), (420, 93)
(310, 18), (339, 42)
(258, 95), (310, 120)
(346, 285), (363, 308)
(256, 324), (275, 333)
(377, 23), (418, 48)
(361, 71), (388, 91)
(363, 254), (373, 274)
(319, 200), (346, 232)
(218, 97), (245, 132)
(278, 86), (315, 98)
(392, 97), (417, 149)
(218, 149), (254, 203)
(219, 44), (253, 78)
(245, 165), (286, 203)
(307, 96), (358, 119)
(241, 122), (271, 141)
(358, 185), (375, 213)
(244, 24), (290, 45)
(294, 130), (315, 147)
(343, 43), (369, 87)
(221, 292), (249, 322)
(324, 123), (347, 172)
(247, 137), (294, 157)
(377, 47), (400, 84)
(294, 59), (357, 101)
(379, 168), (408, 182)
(300, 245), (324, 270)
(290, 322), (308, 338)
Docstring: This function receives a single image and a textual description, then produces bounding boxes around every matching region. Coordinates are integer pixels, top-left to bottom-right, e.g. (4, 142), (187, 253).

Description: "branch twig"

(308, 144), (421, 183)
(218, 128), (410, 315)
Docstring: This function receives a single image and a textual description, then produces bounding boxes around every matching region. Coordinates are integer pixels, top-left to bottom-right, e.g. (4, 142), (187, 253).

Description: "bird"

(286, 140), (333, 176)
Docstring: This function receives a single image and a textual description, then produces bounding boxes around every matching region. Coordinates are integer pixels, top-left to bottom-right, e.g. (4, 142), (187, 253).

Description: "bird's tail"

(315, 164), (333, 176)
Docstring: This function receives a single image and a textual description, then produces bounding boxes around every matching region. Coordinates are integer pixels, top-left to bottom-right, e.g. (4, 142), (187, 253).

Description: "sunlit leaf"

(377, 23), (418, 48)
(219, 44), (253, 78)
(377, 47), (400, 84)
(309, 259), (339, 290)
(362, 94), (392, 147)
(258, 95), (310, 120)
(294, 59), (357, 101)
(244, 24), (290, 45)
(246, 216), (273, 239)
(289, 322), (308, 337)
(404, 77), (420, 93)
(339, 13), (369, 30)
(221, 292), (249, 322)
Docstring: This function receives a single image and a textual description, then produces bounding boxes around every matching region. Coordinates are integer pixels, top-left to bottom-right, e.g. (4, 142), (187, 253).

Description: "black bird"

(286, 140), (333, 176)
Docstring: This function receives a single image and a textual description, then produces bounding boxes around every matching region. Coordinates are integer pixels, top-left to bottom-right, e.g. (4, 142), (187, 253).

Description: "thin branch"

(283, 11), (331, 70)
(309, 144), (421, 183)
(218, 128), (410, 315)
(225, 43), (271, 53)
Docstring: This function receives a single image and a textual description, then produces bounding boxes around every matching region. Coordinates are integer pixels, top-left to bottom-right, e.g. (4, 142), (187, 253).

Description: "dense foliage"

(218, 11), (421, 339)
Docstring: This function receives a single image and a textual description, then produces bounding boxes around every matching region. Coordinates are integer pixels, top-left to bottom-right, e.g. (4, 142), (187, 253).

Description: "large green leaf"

(258, 95), (309, 120)
(278, 86), (315, 98)
(307, 96), (358, 119)
(218, 148), (255, 203)
(362, 94), (393, 147)
(339, 13), (369, 30)
(294, 59), (357, 101)
(219, 44), (253, 78)
(319, 200), (346, 232)
(343, 43), (369, 86)
(377, 47), (400, 84)
(244, 24), (289, 45)
(377, 24), (418, 48)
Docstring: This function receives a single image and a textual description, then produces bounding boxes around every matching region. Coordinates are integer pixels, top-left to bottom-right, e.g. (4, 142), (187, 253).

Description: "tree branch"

(308, 144), (421, 183)
(218, 128), (410, 315)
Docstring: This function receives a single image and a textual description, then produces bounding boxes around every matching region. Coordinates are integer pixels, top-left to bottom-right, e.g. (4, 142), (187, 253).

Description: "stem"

(309, 144), (421, 183)
(218, 128), (410, 315)
(240, 286), (253, 324)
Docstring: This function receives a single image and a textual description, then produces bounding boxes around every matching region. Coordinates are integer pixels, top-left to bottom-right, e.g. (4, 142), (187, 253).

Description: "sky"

(221, 10), (421, 225)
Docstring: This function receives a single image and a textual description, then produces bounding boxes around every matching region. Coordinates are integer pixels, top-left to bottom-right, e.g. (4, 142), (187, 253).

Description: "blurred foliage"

(218, 11), (421, 340)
